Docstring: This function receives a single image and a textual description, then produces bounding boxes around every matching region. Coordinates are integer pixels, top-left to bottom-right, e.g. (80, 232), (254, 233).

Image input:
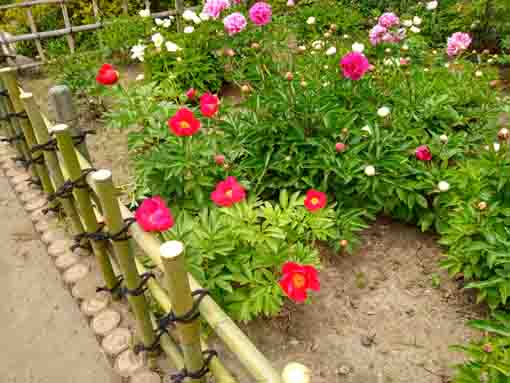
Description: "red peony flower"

(200, 93), (220, 117)
(135, 196), (175, 232)
(96, 64), (119, 85)
(168, 108), (201, 136)
(211, 176), (246, 207)
(304, 189), (327, 212)
(415, 145), (432, 161)
(214, 154), (225, 165)
(339, 52), (370, 81)
(279, 262), (320, 303)
(186, 88), (196, 100)
(335, 142), (347, 153)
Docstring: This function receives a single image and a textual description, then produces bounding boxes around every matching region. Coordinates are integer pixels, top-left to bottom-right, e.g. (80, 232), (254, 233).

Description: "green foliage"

(452, 312), (510, 382)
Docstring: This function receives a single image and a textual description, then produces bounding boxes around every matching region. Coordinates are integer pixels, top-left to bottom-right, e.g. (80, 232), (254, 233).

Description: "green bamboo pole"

(91, 169), (156, 351)
(51, 124), (118, 292)
(70, 149), (283, 383)
(135, 258), (238, 383)
(159, 241), (204, 383)
(22, 95), (85, 235)
(17, 93), (55, 195)
(0, 80), (14, 140)
(0, 69), (30, 161)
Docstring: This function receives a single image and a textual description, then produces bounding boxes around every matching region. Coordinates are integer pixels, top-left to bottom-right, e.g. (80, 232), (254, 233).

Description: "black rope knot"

(42, 202), (62, 215)
(0, 89), (8, 97)
(119, 272), (155, 297)
(170, 350), (218, 383)
(0, 133), (25, 143)
(6, 111), (28, 120)
(96, 275), (124, 294)
(30, 138), (58, 153)
(27, 178), (42, 187)
(70, 217), (136, 252)
(72, 129), (96, 146)
(47, 168), (96, 203)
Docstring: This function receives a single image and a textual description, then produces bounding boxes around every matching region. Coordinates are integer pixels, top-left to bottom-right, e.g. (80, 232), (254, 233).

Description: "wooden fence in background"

(0, 0), (186, 68)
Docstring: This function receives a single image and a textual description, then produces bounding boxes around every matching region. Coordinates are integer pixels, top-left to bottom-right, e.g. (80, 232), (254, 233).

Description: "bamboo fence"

(0, 0), (189, 68)
(0, 66), (308, 383)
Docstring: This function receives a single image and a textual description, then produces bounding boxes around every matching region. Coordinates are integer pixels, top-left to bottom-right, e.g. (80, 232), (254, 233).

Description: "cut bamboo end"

(282, 363), (311, 383)
(50, 123), (69, 133)
(91, 309), (121, 337)
(159, 241), (184, 259)
(55, 252), (80, 271)
(91, 169), (112, 183)
(114, 349), (145, 378)
(130, 370), (161, 383)
(48, 239), (70, 257)
(62, 263), (89, 285)
(101, 327), (132, 357)
(19, 91), (32, 99)
(81, 291), (110, 317)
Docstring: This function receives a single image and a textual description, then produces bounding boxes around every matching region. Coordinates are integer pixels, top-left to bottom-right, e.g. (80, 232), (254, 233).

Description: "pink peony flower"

(135, 196), (175, 232)
(340, 52), (370, 81)
(203, 0), (230, 19)
(378, 12), (400, 28)
(369, 24), (387, 46)
(249, 2), (272, 26)
(223, 12), (247, 35)
(447, 32), (472, 57)
(415, 145), (432, 161)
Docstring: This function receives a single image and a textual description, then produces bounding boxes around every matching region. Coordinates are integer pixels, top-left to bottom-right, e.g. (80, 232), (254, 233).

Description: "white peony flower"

(139, 9), (151, 18)
(155, 18), (164, 26)
(151, 33), (164, 48)
(493, 142), (501, 152)
(184, 26), (194, 34)
(343, 34), (350, 39)
(306, 17), (316, 25)
(403, 19), (413, 27)
(401, 44), (409, 51)
(377, 106), (391, 117)
(439, 134), (448, 144)
(438, 181), (450, 192)
(364, 165), (376, 176)
(163, 18), (172, 28)
(130, 44), (146, 62)
(325, 46), (337, 56)
(426, 1), (438, 10)
(183, 10), (197, 21)
(475, 70), (483, 77)
(413, 16), (422, 25)
(410, 26), (421, 33)
(165, 41), (181, 52)
(352, 42), (365, 53)
(199, 12), (210, 21)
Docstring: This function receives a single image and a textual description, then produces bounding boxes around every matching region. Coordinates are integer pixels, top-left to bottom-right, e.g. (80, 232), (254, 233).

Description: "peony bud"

(377, 106), (391, 117)
(214, 154), (225, 165)
(438, 181), (450, 192)
(330, 24), (338, 32)
(490, 80), (500, 88)
(324, 32), (331, 38)
(478, 201), (487, 210)
(498, 128), (510, 141)
(340, 239), (348, 247)
(341, 128), (349, 135)
(251, 42), (261, 49)
(364, 165), (376, 176)
(225, 48), (235, 57)
(439, 134), (448, 144)
(335, 143), (347, 153)
(285, 72), (294, 81)
(482, 343), (493, 353)
(241, 84), (251, 93)
(300, 80), (308, 87)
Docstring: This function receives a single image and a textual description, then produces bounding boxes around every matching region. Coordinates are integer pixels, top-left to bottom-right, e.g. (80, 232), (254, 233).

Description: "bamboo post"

(59, 1), (75, 53)
(0, 79), (17, 143)
(135, 258), (238, 383)
(122, 0), (129, 15)
(175, 0), (183, 32)
(91, 169), (156, 350)
(20, 93), (85, 234)
(52, 124), (118, 292)
(16, 92), (54, 195)
(160, 241), (205, 383)
(91, 0), (105, 55)
(25, 8), (46, 61)
(0, 68), (37, 166)
(48, 85), (91, 160)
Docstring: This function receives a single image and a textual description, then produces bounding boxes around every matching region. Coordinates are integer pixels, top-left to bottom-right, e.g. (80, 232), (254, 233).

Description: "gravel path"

(0, 174), (120, 383)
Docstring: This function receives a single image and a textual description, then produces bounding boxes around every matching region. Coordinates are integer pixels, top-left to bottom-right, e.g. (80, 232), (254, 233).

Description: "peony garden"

(2, 0), (510, 381)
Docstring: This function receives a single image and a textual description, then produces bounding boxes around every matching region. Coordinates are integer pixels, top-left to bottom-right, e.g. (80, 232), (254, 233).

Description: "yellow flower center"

(225, 189), (233, 198)
(310, 197), (319, 205)
(179, 121), (190, 129)
(292, 274), (306, 289)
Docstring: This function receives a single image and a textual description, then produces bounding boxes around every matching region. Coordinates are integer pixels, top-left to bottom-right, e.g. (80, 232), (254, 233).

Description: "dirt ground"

(0, 173), (120, 383)
(15, 70), (483, 383)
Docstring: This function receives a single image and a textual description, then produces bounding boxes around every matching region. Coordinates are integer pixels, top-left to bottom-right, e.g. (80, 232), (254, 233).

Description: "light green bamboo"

(0, 69), (30, 162)
(135, 258), (238, 383)
(18, 93), (55, 195)
(51, 124), (118, 293)
(22, 94), (85, 234)
(159, 241), (205, 383)
(0, 81), (14, 141)
(91, 169), (156, 351)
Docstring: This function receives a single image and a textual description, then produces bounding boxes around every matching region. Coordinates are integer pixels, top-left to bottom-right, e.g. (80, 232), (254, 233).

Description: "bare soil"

(17, 70), (483, 383)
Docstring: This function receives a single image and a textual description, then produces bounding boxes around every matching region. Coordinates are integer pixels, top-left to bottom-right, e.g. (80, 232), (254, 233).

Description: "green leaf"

(468, 320), (510, 337)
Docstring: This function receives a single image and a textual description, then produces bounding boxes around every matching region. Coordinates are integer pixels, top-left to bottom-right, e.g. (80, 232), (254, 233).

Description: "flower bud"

(251, 42), (260, 49)
(300, 80), (307, 87)
(340, 239), (348, 247)
(335, 143), (346, 153)
(482, 343), (493, 353)
(478, 201), (487, 210)
(214, 154), (225, 165)
(439, 134), (448, 144)
(330, 24), (338, 32)
(498, 127), (510, 141)
(241, 84), (251, 93)
(324, 32), (331, 38)
(341, 128), (349, 135)
(225, 48), (235, 57)
(285, 72), (293, 81)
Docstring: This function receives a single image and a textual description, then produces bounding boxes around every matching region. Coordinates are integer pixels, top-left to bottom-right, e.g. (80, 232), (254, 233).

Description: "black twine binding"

(47, 168), (96, 203)
(96, 275), (124, 294)
(24, 154), (45, 168)
(30, 138), (57, 153)
(6, 111), (28, 120)
(70, 217), (137, 252)
(119, 272), (155, 297)
(133, 289), (210, 355)
(0, 89), (8, 97)
(72, 129), (96, 146)
(27, 178), (42, 187)
(42, 202), (62, 215)
(170, 350), (218, 383)
(0, 133), (25, 143)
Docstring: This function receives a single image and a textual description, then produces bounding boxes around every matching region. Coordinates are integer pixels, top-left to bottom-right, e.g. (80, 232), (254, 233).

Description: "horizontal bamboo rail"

(0, 68), (308, 383)
(0, 0), (67, 10)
